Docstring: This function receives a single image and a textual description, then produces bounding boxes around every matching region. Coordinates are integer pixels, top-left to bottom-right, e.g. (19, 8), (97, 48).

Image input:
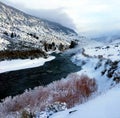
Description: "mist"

(25, 8), (76, 30)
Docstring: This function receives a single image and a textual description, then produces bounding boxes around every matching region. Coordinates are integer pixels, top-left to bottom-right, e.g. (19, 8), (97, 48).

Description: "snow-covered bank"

(51, 84), (120, 118)
(71, 40), (120, 92)
(0, 56), (55, 73)
(71, 53), (115, 92)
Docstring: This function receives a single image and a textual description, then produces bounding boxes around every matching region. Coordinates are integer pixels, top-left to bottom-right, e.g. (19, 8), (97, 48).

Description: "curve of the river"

(0, 53), (81, 100)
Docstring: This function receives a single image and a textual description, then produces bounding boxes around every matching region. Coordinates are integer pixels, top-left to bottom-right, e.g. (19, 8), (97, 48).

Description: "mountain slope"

(0, 1), (77, 51)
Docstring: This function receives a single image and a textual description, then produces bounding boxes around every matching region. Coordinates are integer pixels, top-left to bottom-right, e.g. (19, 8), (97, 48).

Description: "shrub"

(0, 73), (97, 117)
(0, 49), (47, 61)
(69, 40), (77, 48)
(58, 43), (64, 51)
(11, 32), (16, 38)
(50, 74), (97, 108)
(3, 31), (9, 36)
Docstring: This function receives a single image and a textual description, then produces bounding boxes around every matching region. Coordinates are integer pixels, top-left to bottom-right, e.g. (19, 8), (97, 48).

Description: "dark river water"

(0, 53), (80, 100)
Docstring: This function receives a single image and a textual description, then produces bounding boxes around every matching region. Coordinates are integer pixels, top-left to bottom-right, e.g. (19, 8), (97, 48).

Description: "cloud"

(1, 0), (120, 36)
(2, 0), (63, 9)
(1, 0), (76, 30)
(25, 8), (76, 30)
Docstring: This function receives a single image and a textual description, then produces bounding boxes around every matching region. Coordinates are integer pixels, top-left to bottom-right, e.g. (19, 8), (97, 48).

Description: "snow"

(51, 41), (120, 118)
(58, 41), (119, 118)
(85, 41), (120, 61)
(52, 40), (119, 118)
(0, 37), (10, 50)
(51, 85), (120, 118)
(1, 1), (120, 118)
(0, 56), (55, 73)
(71, 39), (120, 92)
(71, 53), (114, 92)
(0, 2), (77, 51)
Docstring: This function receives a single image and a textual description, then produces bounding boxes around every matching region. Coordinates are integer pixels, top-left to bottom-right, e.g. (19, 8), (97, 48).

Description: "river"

(0, 53), (80, 100)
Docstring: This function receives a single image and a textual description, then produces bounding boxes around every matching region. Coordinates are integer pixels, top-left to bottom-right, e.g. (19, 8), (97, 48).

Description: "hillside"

(0, 2), (77, 52)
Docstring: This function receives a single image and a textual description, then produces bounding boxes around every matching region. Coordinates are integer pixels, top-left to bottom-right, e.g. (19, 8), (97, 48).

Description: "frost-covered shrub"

(0, 73), (97, 117)
(50, 74), (97, 108)
(0, 49), (47, 61)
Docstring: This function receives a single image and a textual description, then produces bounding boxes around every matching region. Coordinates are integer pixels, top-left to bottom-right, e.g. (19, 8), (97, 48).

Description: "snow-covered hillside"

(51, 84), (120, 118)
(72, 40), (120, 91)
(0, 1), (77, 51)
(85, 39), (120, 61)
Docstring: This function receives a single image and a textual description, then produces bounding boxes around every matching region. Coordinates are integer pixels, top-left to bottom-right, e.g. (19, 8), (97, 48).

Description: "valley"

(0, 1), (120, 118)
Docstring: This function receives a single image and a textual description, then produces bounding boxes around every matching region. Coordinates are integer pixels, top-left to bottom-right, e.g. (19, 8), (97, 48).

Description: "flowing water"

(0, 53), (80, 100)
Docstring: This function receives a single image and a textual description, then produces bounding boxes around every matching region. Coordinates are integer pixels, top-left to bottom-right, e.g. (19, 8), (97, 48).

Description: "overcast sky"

(1, 0), (120, 36)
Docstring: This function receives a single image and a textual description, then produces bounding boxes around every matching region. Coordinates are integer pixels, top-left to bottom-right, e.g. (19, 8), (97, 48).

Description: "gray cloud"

(1, 0), (120, 36)
(0, 0), (76, 30)
(25, 8), (76, 30)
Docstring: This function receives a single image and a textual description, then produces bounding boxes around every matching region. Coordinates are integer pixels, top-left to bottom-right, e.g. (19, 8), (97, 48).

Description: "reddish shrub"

(0, 73), (97, 114)
(51, 74), (97, 108)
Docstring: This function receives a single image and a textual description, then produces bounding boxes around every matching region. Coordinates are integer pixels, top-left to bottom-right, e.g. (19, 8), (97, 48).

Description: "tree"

(69, 40), (77, 48)
(59, 43), (64, 51)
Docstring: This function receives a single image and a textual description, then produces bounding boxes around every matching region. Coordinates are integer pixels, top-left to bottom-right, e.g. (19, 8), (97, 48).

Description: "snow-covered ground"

(71, 53), (114, 92)
(0, 56), (55, 73)
(84, 40), (120, 61)
(51, 84), (120, 118)
(71, 40), (120, 92)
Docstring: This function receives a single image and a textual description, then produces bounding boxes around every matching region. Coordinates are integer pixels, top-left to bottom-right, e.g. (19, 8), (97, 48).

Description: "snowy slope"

(85, 40), (120, 61)
(51, 84), (120, 118)
(72, 54), (114, 92)
(72, 40), (120, 92)
(0, 1), (78, 51)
